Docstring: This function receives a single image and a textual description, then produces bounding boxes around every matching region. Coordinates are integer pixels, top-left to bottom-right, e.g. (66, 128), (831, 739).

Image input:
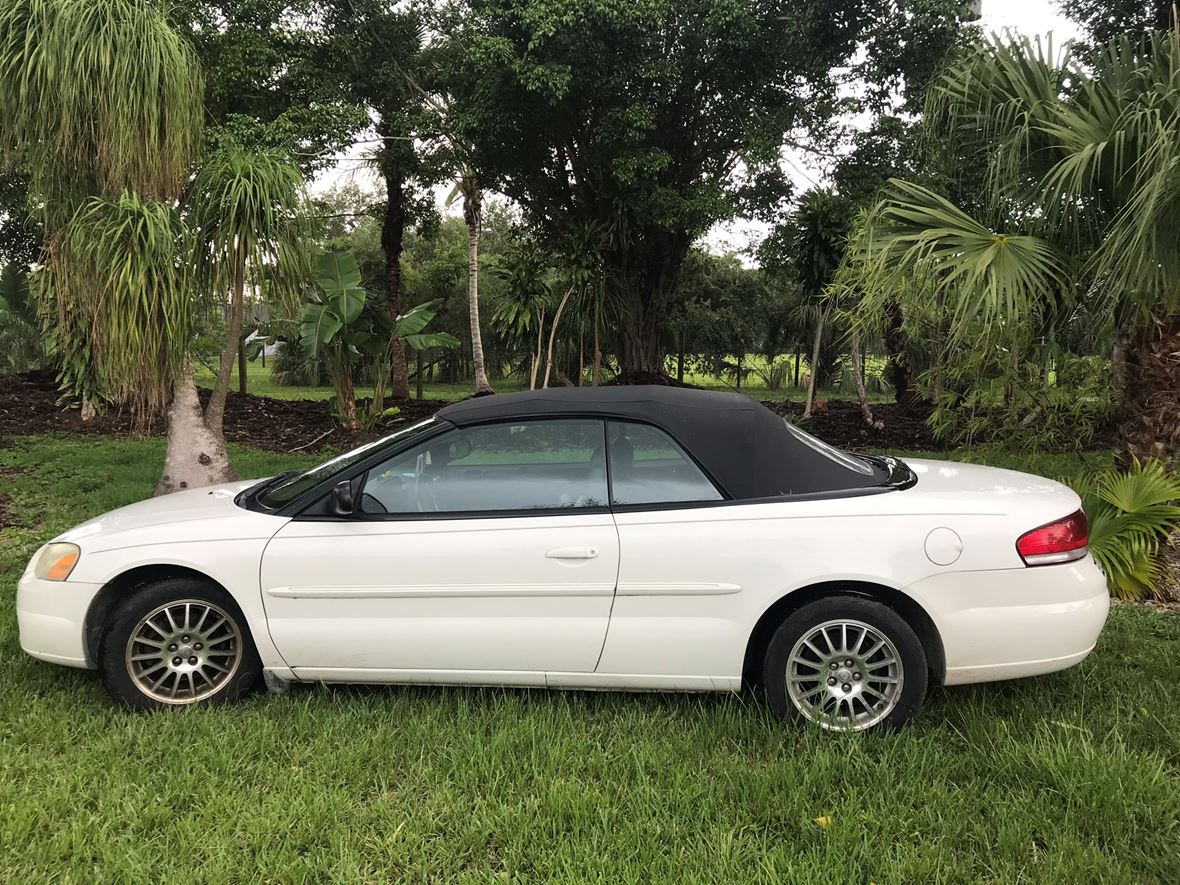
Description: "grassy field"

(2, 435), (1178, 881)
(196, 358), (894, 404)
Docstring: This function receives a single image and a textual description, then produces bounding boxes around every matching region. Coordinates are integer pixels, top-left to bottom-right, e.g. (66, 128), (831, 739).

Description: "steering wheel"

(415, 475), (440, 513)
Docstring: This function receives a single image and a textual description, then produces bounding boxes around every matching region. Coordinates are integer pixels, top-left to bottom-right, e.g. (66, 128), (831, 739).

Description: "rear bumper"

(904, 555), (1110, 686)
(16, 573), (101, 669)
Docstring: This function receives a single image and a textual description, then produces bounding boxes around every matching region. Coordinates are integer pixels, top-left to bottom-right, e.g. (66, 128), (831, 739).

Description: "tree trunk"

(593, 322), (602, 386)
(543, 286), (573, 389)
(155, 369), (237, 496)
(793, 352), (800, 388)
(883, 300), (916, 406)
(416, 350), (424, 400)
(803, 305), (830, 418)
(613, 234), (690, 378)
(530, 306), (545, 390)
(237, 337), (248, 395)
(851, 331), (875, 426)
(463, 182), (494, 396)
(618, 295), (665, 377)
(1115, 309), (1180, 467)
(381, 166), (411, 400)
(336, 360), (360, 432)
(205, 260), (246, 435)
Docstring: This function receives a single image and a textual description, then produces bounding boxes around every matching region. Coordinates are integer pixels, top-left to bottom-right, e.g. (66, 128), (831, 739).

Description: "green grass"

(2, 435), (1179, 881)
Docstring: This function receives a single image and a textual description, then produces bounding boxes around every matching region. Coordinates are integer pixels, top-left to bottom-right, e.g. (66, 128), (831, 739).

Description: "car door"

(260, 418), (619, 681)
(593, 419), (751, 686)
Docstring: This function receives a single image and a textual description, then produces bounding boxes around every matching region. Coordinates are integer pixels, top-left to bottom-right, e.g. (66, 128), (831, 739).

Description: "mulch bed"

(764, 399), (942, 451)
(0, 369), (446, 455)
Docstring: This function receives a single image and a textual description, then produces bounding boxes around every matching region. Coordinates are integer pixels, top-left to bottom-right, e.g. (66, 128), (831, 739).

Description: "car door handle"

(546, 546), (599, 560)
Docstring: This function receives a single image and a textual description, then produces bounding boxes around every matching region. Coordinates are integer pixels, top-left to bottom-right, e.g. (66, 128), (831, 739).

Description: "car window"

(784, 420), (875, 476)
(359, 419), (608, 514)
(606, 420), (723, 506)
(253, 419), (439, 510)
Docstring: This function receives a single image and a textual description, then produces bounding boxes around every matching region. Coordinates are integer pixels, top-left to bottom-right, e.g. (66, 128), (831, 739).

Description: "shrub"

(1074, 460), (1180, 601)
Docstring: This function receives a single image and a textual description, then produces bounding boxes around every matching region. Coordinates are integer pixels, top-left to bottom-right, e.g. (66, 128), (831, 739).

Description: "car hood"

(56, 480), (287, 552)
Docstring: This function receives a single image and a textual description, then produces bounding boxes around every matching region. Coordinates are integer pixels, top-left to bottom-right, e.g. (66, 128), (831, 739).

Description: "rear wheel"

(99, 578), (261, 711)
(764, 596), (927, 732)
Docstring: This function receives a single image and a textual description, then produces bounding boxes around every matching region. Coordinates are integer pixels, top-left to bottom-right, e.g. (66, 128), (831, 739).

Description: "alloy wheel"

(124, 599), (243, 704)
(785, 618), (904, 732)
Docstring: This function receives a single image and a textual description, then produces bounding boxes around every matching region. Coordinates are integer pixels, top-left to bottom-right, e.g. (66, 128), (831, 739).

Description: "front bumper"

(904, 555), (1110, 686)
(16, 573), (103, 668)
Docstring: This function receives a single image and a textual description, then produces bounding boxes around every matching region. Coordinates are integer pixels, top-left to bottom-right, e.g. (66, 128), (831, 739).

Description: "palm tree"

(158, 145), (311, 494)
(849, 31), (1180, 465)
(447, 169), (495, 395)
(789, 189), (851, 416)
(0, 0), (203, 438)
(1, 0), (316, 493)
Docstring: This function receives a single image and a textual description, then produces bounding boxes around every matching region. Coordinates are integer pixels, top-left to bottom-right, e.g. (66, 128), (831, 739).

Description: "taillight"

(1016, 509), (1089, 566)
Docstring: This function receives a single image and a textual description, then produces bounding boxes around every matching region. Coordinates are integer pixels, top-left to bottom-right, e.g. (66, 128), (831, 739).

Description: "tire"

(763, 596), (927, 733)
(99, 577), (262, 711)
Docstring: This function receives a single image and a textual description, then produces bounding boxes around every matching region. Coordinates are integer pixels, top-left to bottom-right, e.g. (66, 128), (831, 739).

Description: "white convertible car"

(17, 387), (1109, 731)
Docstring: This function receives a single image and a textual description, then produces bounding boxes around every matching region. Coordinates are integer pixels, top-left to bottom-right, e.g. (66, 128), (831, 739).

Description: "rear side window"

(606, 420), (723, 506)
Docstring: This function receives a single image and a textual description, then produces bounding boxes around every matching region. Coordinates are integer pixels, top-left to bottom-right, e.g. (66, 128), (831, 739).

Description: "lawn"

(1, 435), (1178, 882)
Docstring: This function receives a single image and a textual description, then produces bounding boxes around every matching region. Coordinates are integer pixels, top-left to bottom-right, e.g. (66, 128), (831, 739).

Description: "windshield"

(784, 420), (877, 476)
(253, 419), (439, 510)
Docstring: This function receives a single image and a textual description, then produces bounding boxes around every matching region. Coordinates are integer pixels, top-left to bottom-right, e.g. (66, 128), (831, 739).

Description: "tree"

(443, 0), (966, 376)
(169, 0), (367, 176)
(766, 188), (852, 415)
(447, 170), (495, 394)
(849, 32), (1180, 464)
(1058, 0), (1175, 46)
(0, 263), (44, 374)
(154, 144), (311, 494)
(0, 0), (204, 443)
(323, 0), (438, 401)
(1, 0), (317, 493)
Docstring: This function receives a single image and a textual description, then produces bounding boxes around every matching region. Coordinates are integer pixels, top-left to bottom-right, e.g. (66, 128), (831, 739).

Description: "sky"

(316, 1), (1083, 256)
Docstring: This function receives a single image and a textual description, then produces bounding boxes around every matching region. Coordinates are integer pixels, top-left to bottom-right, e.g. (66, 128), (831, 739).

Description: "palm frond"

(188, 144), (313, 315)
(1077, 459), (1180, 601)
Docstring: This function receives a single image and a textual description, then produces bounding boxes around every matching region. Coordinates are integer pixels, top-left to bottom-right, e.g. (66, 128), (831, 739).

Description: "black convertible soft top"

(437, 386), (890, 499)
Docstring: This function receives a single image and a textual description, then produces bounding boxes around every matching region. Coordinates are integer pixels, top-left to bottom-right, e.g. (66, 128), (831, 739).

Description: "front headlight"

(33, 542), (80, 581)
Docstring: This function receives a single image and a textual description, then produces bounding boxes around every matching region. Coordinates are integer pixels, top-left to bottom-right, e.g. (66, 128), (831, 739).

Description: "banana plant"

(300, 251), (458, 429)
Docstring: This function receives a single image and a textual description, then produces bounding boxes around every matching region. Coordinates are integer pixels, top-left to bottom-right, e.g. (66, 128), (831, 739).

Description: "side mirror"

(329, 479), (355, 516)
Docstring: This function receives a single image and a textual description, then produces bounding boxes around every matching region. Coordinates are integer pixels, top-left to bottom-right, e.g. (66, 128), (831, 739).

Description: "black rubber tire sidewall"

(99, 577), (262, 712)
(763, 595), (928, 732)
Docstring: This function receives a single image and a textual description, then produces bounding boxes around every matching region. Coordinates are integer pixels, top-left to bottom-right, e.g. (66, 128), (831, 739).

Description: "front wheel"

(763, 596), (928, 732)
(99, 578), (262, 711)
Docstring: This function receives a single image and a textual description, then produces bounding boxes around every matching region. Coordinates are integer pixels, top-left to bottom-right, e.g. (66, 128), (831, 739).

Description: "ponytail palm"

(851, 31), (1180, 464)
(0, 0), (203, 214)
(44, 193), (192, 416)
(1, 0), (204, 428)
(188, 145), (311, 430)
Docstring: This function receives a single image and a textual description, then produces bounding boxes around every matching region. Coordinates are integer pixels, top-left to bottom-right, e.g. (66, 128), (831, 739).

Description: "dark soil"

(0, 369), (447, 454)
(765, 398), (943, 451)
